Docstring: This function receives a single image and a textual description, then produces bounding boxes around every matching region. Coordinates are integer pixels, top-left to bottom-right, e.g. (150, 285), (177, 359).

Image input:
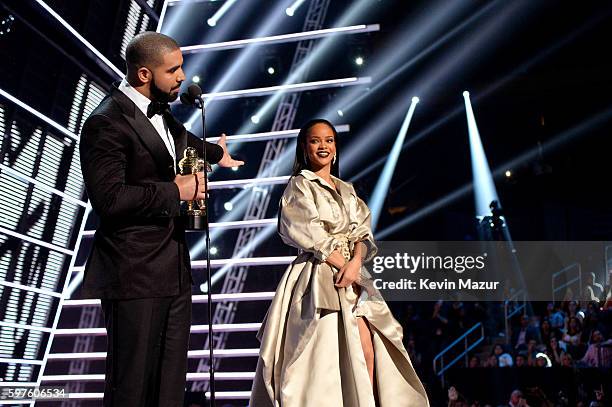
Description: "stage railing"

(552, 262), (582, 303)
(504, 289), (527, 344)
(433, 322), (485, 384)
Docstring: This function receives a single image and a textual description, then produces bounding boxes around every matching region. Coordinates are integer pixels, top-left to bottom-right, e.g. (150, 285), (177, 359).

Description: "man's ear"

(137, 66), (152, 84)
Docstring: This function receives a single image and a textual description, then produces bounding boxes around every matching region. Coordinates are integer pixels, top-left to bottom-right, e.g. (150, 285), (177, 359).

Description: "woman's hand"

(334, 257), (362, 288)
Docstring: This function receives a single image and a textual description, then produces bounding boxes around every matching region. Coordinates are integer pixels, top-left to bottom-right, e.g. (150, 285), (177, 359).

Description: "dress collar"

(299, 169), (353, 199)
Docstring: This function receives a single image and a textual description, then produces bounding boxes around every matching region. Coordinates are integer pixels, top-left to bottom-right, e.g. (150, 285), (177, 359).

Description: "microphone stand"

(193, 94), (216, 407)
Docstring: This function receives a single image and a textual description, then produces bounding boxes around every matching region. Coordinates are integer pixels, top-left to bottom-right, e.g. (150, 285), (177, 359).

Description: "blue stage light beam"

(337, 1), (533, 180)
(199, 0), (377, 179)
(158, 0), (194, 36)
(326, 0), (500, 119)
(413, 0), (533, 99)
(368, 97), (419, 231)
(179, 0), (252, 87)
(232, 0), (377, 136)
(375, 104), (612, 239)
(350, 0), (601, 184)
(184, 0), (298, 131)
(463, 91), (499, 217)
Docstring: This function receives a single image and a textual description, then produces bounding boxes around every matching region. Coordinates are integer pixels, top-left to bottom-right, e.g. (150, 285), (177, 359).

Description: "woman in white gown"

(249, 119), (429, 406)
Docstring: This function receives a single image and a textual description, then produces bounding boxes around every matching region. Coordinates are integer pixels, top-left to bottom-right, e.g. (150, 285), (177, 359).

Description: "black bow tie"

(147, 101), (170, 118)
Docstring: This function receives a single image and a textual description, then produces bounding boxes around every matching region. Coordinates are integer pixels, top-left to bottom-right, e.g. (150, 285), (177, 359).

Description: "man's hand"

(216, 133), (245, 168)
(174, 172), (206, 201)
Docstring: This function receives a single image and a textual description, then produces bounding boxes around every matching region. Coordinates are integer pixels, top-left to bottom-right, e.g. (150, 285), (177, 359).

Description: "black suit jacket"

(79, 83), (222, 299)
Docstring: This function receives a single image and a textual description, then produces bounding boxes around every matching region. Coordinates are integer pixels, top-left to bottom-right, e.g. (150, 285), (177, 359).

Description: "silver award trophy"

(178, 147), (211, 230)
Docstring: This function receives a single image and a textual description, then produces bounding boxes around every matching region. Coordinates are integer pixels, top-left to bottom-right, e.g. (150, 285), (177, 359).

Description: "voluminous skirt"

(249, 253), (429, 406)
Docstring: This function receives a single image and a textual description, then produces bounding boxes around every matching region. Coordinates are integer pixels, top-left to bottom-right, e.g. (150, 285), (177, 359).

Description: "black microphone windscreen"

(187, 83), (202, 98)
(180, 92), (194, 106)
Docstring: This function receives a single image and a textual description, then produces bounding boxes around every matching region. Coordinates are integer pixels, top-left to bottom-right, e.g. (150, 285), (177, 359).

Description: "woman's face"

(561, 354), (571, 366)
(304, 123), (336, 171)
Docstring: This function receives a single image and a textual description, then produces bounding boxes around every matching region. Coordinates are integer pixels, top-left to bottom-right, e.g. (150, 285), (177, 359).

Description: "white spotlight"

(355, 56), (364, 66)
(267, 66), (275, 75)
(200, 283), (208, 293)
(337, 110), (344, 117)
(231, 166), (239, 172)
(184, 122), (192, 131)
(210, 246), (218, 255)
(505, 170), (512, 178)
(207, 18), (216, 27)
(286, 0), (307, 17)
(224, 201), (234, 211)
(251, 115), (260, 124)
(412, 96), (420, 104)
(192, 75), (200, 83)
(462, 90), (470, 98)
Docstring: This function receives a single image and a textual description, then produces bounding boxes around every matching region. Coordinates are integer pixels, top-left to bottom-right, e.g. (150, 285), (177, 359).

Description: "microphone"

(180, 83), (203, 107)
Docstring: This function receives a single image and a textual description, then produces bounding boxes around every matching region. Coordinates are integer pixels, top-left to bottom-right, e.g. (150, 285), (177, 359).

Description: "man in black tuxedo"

(79, 31), (243, 406)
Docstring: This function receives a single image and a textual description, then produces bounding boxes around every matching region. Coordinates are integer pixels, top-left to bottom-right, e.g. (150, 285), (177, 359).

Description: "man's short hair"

(125, 31), (179, 73)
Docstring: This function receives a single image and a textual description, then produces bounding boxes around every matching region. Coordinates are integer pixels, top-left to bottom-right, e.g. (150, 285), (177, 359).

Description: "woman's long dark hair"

(292, 118), (340, 177)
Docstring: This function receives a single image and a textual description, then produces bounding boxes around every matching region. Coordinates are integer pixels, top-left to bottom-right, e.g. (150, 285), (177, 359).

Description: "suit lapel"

(164, 112), (187, 164)
(110, 84), (173, 173)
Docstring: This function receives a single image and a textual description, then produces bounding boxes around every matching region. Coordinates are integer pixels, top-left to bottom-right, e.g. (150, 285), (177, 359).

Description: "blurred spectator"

(449, 302), (470, 338)
(431, 300), (449, 333)
(539, 319), (555, 346)
(562, 316), (583, 358)
(583, 272), (604, 301)
(581, 302), (603, 343)
(492, 344), (504, 360)
(589, 385), (606, 407)
(580, 330), (612, 367)
(401, 303), (421, 337)
(447, 386), (469, 407)
(564, 300), (579, 320)
(514, 353), (527, 367)
(468, 355), (480, 368)
(549, 303), (565, 330)
(546, 336), (564, 365)
(560, 351), (574, 367)
(535, 352), (552, 367)
(508, 389), (530, 407)
(406, 334), (423, 369)
(484, 354), (498, 368)
(499, 353), (514, 367)
(525, 339), (538, 366)
(512, 315), (539, 350)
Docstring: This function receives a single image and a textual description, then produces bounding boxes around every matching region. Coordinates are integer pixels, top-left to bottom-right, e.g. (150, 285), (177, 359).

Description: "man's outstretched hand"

(216, 134), (245, 168)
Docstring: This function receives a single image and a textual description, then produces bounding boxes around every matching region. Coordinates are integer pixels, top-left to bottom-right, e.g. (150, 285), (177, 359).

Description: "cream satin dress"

(249, 170), (429, 407)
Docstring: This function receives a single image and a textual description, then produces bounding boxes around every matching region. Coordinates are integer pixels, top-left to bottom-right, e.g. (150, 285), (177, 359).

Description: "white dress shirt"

(118, 78), (176, 170)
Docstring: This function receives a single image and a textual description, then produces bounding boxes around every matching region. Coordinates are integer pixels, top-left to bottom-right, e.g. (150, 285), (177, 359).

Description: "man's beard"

(150, 76), (179, 103)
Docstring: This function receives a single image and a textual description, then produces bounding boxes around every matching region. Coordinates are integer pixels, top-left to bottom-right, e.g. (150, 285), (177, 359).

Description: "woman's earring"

(333, 154), (337, 164)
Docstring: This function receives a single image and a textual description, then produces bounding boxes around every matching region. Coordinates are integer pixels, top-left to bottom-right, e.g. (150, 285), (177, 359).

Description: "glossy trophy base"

(183, 213), (206, 230)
